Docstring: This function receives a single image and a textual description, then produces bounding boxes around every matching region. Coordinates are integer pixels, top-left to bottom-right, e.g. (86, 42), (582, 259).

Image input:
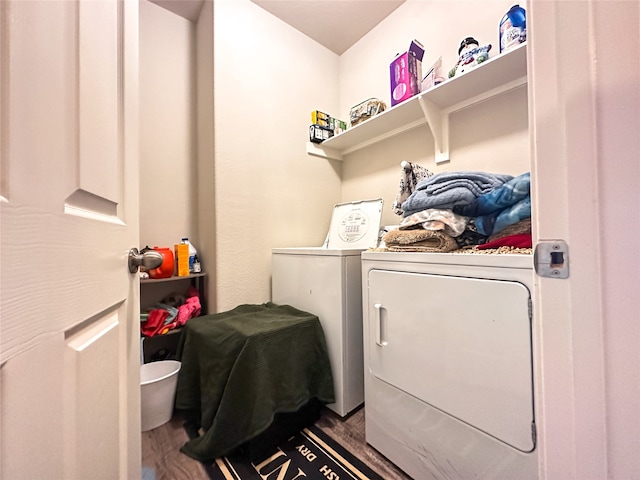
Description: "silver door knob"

(128, 248), (163, 273)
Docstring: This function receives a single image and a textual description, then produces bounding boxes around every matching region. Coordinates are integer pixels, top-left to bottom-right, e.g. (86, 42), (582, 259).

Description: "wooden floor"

(141, 406), (412, 480)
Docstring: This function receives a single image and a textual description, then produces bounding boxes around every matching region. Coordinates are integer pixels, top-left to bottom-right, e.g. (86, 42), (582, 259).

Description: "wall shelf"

(140, 272), (206, 284)
(307, 43), (527, 164)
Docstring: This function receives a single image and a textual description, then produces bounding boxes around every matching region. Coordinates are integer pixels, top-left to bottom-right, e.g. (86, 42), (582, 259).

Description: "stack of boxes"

(309, 110), (348, 143)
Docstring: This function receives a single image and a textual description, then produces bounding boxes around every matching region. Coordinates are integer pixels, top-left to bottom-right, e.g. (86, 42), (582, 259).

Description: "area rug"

(201, 424), (383, 480)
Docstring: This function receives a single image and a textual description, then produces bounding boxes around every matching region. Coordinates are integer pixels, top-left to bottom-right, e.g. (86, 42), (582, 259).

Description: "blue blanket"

(473, 173), (531, 235)
(401, 171), (513, 217)
(470, 172), (530, 216)
(475, 195), (531, 236)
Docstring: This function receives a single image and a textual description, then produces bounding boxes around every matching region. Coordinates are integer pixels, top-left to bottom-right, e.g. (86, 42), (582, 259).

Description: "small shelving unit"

(140, 272), (208, 363)
(141, 272), (207, 314)
(307, 43), (527, 164)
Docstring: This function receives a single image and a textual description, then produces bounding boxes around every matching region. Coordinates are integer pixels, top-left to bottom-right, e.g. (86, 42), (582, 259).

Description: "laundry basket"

(140, 360), (181, 432)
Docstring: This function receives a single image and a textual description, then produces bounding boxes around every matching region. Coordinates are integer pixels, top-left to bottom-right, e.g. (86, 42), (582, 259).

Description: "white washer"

(272, 199), (383, 417)
(362, 251), (537, 480)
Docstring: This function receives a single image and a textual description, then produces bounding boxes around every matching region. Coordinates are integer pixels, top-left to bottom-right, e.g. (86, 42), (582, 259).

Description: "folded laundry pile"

(401, 170), (514, 217)
(386, 170), (532, 252)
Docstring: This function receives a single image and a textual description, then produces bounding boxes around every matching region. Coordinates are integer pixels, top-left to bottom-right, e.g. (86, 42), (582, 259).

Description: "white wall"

(213, 0), (341, 311)
(338, 0), (519, 119)
(195, 0), (216, 309)
(338, 0), (528, 227)
(140, 0), (529, 308)
(139, 0), (198, 249)
(142, 0), (530, 309)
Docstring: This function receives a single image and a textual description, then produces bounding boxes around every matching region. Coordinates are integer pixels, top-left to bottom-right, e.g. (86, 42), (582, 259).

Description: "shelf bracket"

(418, 96), (450, 164)
(418, 75), (527, 165)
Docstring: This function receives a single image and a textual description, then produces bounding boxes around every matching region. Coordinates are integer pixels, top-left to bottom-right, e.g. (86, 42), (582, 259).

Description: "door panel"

(0, 1), (140, 478)
(0, 340), (66, 480)
(367, 269), (534, 452)
(78, 0), (120, 202)
(64, 310), (121, 480)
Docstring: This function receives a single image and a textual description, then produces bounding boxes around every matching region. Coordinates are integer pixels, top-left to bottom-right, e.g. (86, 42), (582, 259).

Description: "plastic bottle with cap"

(181, 237), (197, 273)
(499, 4), (527, 53)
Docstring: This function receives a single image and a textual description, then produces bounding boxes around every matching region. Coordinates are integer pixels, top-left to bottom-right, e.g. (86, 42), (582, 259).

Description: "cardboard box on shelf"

(331, 118), (348, 135)
(421, 56), (445, 92)
(311, 110), (348, 136)
(174, 243), (190, 276)
(390, 39), (425, 106)
(311, 110), (331, 127)
(309, 124), (334, 143)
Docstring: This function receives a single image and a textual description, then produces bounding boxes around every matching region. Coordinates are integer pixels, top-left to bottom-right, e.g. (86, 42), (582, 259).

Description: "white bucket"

(140, 360), (181, 432)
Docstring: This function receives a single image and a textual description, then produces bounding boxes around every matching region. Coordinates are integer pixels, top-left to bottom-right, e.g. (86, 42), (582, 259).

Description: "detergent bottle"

(181, 237), (198, 273)
(499, 4), (526, 53)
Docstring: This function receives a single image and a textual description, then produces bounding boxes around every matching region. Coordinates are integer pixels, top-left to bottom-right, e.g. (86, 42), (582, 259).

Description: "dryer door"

(367, 269), (534, 452)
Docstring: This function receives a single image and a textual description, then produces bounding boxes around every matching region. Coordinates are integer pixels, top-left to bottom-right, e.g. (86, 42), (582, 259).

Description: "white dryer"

(272, 199), (383, 417)
(361, 251), (537, 479)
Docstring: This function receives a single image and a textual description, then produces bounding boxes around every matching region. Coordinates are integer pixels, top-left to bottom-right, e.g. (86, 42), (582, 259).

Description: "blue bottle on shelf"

(499, 4), (526, 53)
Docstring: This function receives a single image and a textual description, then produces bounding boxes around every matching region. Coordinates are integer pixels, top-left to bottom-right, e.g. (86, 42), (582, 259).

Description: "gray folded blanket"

(401, 171), (513, 217)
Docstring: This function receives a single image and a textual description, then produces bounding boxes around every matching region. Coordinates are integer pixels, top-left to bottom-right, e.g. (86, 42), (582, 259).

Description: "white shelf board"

(312, 43), (528, 161)
(321, 93), (426, 156)
(423, 42), (527, 109)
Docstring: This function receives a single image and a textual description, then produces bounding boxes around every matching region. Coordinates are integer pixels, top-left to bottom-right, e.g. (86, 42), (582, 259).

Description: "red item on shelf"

(141, 309), (170, 337)
(477, 233), (532, 250)
(148, 246), (174, 279)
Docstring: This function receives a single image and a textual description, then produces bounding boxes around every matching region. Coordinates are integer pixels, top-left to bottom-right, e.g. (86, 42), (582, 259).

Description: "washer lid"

(325, 198), (383, 250)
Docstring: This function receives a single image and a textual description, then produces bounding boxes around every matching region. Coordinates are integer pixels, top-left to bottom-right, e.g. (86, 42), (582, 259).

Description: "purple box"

(390, 40), (425, 106)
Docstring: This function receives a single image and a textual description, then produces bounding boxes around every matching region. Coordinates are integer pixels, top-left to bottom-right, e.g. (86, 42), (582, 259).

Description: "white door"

(0, 1), (140, 479)
(528, 1), (640, 479)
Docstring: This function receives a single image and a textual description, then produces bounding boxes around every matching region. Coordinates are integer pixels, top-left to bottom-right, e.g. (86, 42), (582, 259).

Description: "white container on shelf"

(181, 237), (197, 273)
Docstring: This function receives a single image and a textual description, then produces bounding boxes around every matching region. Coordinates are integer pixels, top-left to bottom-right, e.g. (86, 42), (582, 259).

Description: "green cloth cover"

(175, 303), (335, 462)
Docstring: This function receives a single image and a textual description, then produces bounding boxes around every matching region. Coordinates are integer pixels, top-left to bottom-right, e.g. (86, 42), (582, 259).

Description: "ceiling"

(250, 0), (406, 55)
(151, 0), (406, 55)
(151, 0), (205, 23)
